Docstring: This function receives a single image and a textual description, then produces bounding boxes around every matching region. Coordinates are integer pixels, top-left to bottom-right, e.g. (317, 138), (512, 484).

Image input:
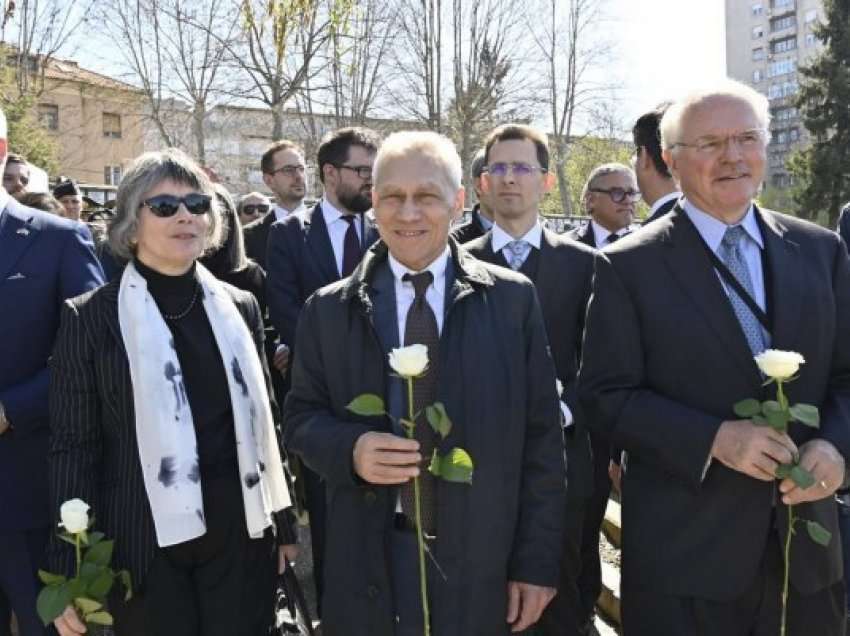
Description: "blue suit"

(0, 195), (103, 635)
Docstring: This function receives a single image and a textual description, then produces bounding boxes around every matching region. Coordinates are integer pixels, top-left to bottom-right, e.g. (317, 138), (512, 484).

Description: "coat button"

(367, 585), (379, 599)
(364, 490), (377, 504)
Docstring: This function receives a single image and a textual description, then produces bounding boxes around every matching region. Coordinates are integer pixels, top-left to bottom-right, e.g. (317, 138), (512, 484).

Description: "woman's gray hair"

(108, 148), (224, 260)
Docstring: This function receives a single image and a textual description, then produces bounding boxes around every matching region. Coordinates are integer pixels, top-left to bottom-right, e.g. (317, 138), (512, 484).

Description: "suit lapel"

(533, 231), (557, 316)
(663, 209), (762, 390)
(304, 203), (339, 283)
(477, 235), (511, 269)
(0, 202), (39, 282)
(579, 224), (596, 248)
(758, 207), (803, 353)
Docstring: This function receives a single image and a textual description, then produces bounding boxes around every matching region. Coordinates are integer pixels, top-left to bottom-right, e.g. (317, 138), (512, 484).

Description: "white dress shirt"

(649, 191), (682, 219)
(273, 201), (306, 223)
(590, 220), (630, 247)
(387, 248), (448, 338)
(491, 220), (574, 428)
(321, 196), (365, 277)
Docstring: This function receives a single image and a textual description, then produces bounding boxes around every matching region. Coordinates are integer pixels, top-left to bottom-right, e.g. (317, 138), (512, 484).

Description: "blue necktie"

(506, 240), (530, 270)
(718, 225), (766, 355)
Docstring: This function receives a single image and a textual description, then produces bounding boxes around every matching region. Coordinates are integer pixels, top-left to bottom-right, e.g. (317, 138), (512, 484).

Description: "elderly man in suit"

(569, 163), (639, 250)
(465, 124), (595, 635)
(451, 149), (495, 244)
(0, 108), (104, 635)
(267, 126), (381, 615)
(284, 130), (564, 635)
(632, 102), (682, 226)
(579, 80), (850, 635)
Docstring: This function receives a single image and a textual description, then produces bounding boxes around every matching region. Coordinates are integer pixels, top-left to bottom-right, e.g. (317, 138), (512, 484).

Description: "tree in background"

(789, 0), (850, 227)
(0, 65), (59, 172)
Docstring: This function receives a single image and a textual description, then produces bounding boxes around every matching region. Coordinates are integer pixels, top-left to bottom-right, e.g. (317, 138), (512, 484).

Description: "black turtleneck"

(133, 259), (237, 481)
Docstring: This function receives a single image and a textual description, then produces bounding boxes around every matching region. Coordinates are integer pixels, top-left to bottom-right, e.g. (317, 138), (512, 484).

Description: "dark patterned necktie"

(401, 270), (439, 535)
(341, 215), (361, 277)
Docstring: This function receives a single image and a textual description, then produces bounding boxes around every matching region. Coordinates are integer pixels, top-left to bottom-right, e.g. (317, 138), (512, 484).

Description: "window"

(773, 106), (797, 120)
(805, 9), (817, 23)
(806, 33), (818, 47)
(767, 58), (795, 78)
(753, 25), (765, 39)
(102, 113), (122, 139)
(752, 47), (765, 61)
(752, 3), (764, 16)
(768, 82), (798, 99)
(789, 127), (799, 142)
(768, 84), (782, 99)
(771, 36), (797, 53)
(104, 165), (122, 185)
(770, 15), (796, 31)
(38, 103), (59, 131)
(771, 0), (794, 9)
(753, 69), (763, 83)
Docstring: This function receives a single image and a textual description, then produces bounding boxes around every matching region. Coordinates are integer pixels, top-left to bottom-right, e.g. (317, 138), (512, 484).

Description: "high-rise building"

(725, 0), (824, 188)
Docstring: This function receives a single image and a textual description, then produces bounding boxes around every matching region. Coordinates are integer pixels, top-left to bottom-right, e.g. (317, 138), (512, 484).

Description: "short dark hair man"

(285, 130), (565, 634)
(569, 163), (639, 249)
(451, 149), (495, 244)
(53, 178), (84, 221)
(266, 126), (381, 616)
(632, 102), (681, 225)
(2, 153), (30, 199)
(465, 123), (598, 636)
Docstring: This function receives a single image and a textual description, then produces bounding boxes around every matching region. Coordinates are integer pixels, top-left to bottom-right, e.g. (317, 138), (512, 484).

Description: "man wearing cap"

(52, 179), (84, 221)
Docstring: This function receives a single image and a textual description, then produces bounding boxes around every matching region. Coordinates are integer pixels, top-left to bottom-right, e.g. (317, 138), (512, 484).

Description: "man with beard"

(2, 154), (29, 200)
(267, 126), (381, 616)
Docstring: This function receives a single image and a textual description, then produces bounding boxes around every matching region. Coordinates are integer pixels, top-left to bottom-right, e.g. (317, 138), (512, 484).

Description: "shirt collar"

(477, 212), (493, 230)
(274, 200), (305, 221)
(590, 219), (630, 246)
(649, 191), (682, 216)
(387, 246), (450, 291)
(491, 220), (542, 252)
(682, 198), (764, 252)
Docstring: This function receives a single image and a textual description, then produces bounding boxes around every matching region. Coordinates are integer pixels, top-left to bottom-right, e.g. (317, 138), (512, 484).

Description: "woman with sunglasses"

(237, 191), (272, 226)
(47, 149), (294, 636)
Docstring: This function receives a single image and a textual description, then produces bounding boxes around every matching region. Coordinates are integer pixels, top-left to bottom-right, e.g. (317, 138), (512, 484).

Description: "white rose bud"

(59, 499), (90, 534)
(388, 344), (429, 378)
(755, 349), (806, 381)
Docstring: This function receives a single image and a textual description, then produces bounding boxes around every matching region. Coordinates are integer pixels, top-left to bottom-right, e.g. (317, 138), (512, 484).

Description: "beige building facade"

(725, 0), (824, 188)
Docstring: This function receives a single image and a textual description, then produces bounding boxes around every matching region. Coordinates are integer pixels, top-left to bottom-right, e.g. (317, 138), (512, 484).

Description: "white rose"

(388, 344), (429, 378)
(555, 379), (564, 397)
(755, 350), (805, 380)
(59, 499), (90, 534)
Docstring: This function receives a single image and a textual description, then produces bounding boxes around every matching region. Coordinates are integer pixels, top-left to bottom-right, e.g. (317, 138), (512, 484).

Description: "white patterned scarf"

(118, 261), (290, 546)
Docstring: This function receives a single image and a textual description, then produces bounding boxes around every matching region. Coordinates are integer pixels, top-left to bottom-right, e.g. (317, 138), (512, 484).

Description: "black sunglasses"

(589, 187), (641, 204)
(242, 204), (270, 215)
(141, 193), (212, 217)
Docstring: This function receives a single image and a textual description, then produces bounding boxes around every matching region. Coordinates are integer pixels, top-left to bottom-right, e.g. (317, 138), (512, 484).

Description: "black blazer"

(47, 278), (274, 586)
(566, 222), (596, 248)
(451, 205), (488, 244)
(465, 229), (596, 498)
(266, 202), (379, 351)
(642, 195), (680, 226)
(242, 212), (276, 270)
(578, 204), (850, 601)
(838, 203), (850, 254)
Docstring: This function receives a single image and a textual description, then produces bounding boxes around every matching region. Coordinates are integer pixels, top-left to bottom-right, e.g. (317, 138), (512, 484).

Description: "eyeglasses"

(141, 193), (212, 217)
(241, 204), (270, 215)
(268, 164), (306, 177)
(336, 164), (373, 179)
(485, 162), (546, 178)
(588, 188), (642, 204)
(670, 129), (767, 155)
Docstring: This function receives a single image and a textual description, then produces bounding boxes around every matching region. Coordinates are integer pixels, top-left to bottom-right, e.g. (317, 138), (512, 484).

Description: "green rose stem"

(75, 533), (82, 579)
(777, 378), (791, 636)
(404, 376), (431, 636)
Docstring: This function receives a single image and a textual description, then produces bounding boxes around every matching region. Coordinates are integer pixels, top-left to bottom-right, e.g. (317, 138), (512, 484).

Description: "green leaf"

(430, 447), (474, 484)
(85, 531), (105, 547)
(83, 540), (114, 567)
(775, 463), (794, 480)
(733, 398), (762, 418)
(790, 403), (820, 428)
(119, 570), (133, 601)
(346, 394), (386, 417)
(765, 408), (790, 431)
(752, 414), (768, 425)
(38, 570), (67, 586)
(806, 520), (832, 546)
(425, 402), (452, 439)
(57, 533), (77, 547)
(761, 400), (782, 415)
(80, 562), (98, 579)
(86, 611), (114, 626)
(87, 569), (114, 600)
(74, 597), (101, 614)
(790, 465), (816, 489)
(36, 583), (72, 625)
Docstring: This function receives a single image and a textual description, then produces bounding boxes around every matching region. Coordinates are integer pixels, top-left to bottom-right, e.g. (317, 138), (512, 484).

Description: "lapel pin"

(16, 228), (30, 236)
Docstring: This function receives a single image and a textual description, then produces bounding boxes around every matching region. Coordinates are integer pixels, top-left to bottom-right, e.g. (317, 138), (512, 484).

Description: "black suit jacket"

(578, 204), (850, 601)
(284, 239), (564, 635)
(465, 229), (596, 498)
(47, 278), (274, 586)
(266, 202), (379, 351)
(451, 205), (489, 244)
(838, 202), (850, 254)
(567, 222), (596, 248)
(643, 195), (681, 226)
(242, 212), (276, 270)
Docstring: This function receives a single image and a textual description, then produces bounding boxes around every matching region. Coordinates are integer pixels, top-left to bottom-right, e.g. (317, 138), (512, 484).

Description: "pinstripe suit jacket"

(47, 275), (269, 586)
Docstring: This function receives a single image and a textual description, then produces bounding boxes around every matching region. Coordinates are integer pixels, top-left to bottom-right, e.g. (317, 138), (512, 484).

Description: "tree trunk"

(272, 102), (285, 140)
(192, 102), (206, 166)
(555, 157), (572, 217)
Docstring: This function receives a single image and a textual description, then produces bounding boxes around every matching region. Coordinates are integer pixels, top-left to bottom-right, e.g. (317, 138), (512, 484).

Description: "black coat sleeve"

(266, 221), (302, 350)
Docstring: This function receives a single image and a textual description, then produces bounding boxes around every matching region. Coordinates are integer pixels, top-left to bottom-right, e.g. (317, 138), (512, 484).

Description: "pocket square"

(6, 272), (26, 280)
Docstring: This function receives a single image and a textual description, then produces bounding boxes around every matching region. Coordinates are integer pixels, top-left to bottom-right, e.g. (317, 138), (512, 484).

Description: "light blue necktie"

(506, 240), (530, 270)
(718, 225), (766, 355)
